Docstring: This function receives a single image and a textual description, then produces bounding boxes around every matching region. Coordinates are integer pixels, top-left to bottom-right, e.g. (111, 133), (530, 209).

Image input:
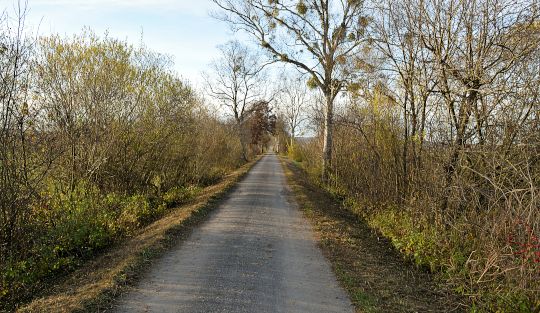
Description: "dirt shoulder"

(280, 157), (466, 313)
(17, 158), (260, 313)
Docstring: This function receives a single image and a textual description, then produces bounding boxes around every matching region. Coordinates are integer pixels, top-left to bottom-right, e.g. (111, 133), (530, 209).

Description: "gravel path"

(113, 154), (353, 313)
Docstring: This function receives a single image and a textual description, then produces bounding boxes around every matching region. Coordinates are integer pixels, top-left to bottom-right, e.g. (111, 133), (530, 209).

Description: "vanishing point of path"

(113, 154), (354, 313)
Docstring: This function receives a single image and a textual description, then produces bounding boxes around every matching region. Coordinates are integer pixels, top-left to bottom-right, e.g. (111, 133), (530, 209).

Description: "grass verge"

(279, 157), (466, 313)
(16, 157), (261, 313)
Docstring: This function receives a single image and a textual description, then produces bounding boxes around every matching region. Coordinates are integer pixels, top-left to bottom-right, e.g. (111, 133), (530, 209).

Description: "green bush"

(287, 144), (304, 162)
(368, 209), (446, 272)
(0, 180), (205, 308)
(163, 185), (202, 207)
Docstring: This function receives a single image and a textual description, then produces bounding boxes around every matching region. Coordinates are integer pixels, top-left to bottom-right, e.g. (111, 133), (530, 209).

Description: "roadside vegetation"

(1, 0), (539, 312)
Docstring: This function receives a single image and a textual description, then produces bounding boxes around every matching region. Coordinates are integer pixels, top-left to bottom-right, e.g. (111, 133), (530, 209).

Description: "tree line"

(212, 0), (540, 310)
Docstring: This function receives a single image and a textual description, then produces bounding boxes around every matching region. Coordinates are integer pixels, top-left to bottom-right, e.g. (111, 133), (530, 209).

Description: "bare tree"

(411, 0), (540, 211)
(371, 0), (438, 197)
(0, 0), (41, 267)
(277, 74), (309, 148)
(212, 0), (370, 181)
(204, 40), (267, 160)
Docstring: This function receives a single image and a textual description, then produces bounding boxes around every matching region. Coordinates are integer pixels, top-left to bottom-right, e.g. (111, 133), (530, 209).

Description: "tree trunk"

(402, 89), (409, 201)
(233, 117), (249, 162)
(322, 92), (334, 183)
(441, 88), (477, 213)
(239, 134), (248, 162)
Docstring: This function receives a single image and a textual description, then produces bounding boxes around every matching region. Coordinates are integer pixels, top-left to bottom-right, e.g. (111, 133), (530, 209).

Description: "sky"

(5, 0), (239, 87)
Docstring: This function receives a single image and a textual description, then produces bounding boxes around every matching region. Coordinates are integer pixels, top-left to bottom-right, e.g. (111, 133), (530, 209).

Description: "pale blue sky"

(10, 0), (239, 86)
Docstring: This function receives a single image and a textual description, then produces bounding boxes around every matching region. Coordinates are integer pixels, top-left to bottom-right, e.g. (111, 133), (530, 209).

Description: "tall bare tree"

(277, 74), (309, 148)
(212, 0), (370, 181)
(204, 40), (267, 160)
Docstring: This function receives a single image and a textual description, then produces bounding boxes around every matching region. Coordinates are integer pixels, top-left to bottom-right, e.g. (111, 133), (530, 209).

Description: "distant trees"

(277, 75), (309, 149)
(204, 40), (268, 160)
(212, 0), (370, 181)
(249, 100), (277, 152)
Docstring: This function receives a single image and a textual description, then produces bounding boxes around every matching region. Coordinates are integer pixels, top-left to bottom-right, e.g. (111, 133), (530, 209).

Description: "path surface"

(114, 154), (353, 313)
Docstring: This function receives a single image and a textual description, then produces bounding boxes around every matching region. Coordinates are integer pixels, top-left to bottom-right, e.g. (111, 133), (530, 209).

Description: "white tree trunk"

(322, 93), (334, 182)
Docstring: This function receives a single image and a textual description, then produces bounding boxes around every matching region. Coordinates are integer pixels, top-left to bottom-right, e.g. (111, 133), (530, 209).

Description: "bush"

(287, 143), (304, 163)
(163, 185), (202, 207)
(1, 177), (214, 308)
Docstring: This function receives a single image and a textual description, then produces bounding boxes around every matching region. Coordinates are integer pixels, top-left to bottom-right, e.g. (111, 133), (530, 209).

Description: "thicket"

(281, 0), (539, 311)
(0, 11), (244, 310)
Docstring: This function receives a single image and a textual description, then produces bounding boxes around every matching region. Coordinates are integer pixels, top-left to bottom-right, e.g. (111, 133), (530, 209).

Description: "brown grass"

(280, 157), (467, 313)
(17, 158), (261, 313)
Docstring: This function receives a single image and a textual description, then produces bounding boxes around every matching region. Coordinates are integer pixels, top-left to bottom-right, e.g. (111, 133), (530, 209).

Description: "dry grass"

(16, 158), (260, 313)
(280, 157), (467, 313)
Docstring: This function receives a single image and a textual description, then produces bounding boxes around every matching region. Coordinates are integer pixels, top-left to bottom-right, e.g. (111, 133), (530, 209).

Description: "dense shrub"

(296, 98), (539, 311)
(0, 25), (246, 310)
